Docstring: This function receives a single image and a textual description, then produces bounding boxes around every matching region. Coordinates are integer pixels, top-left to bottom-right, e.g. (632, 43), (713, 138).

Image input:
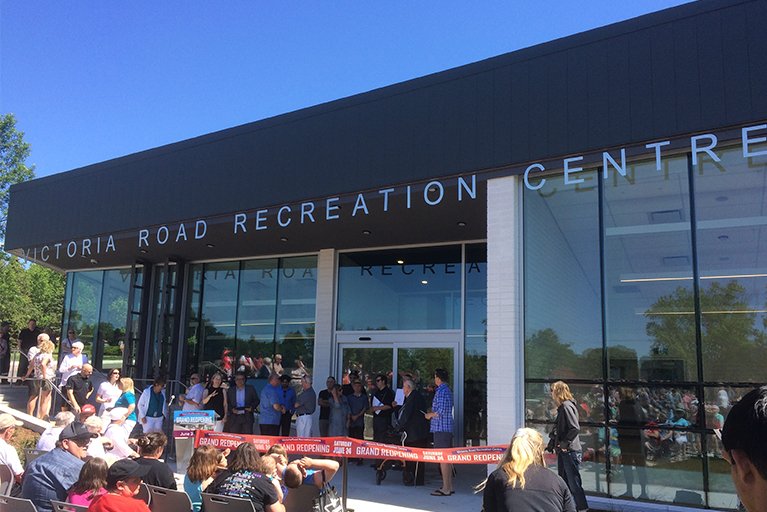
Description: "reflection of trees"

(645, 282), (767, 380)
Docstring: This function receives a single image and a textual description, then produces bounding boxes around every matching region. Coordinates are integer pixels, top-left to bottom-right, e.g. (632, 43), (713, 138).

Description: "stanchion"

(341, 456), (354, 512)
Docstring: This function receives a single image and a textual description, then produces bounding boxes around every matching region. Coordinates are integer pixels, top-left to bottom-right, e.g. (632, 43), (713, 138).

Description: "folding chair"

(0, 465), (14, 496)
(0, 495), (37, 512)
(136, 482), (151, 505)
(147, 484), (193, 512)
(24, 448), (46, 468)
(202, 493), (256, 512)
(51, 499), (89, 512)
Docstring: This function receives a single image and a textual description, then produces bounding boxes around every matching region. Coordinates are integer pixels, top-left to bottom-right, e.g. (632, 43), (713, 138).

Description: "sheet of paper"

(395, 388), (405, 407)
(372, 396), (382, 415)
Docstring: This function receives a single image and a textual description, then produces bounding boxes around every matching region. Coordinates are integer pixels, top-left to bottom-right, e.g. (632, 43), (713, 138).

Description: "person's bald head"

(81, 364), (93, 377)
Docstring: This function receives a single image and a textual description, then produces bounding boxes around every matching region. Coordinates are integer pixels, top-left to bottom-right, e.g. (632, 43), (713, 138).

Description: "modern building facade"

(6, 0), (767, 508)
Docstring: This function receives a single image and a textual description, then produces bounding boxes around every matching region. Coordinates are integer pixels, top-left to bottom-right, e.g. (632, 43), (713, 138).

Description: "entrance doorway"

(336, 334), (462, 443)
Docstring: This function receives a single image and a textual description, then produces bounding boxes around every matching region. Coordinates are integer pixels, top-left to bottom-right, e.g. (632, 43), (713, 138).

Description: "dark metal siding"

(6, 0), (767, 250)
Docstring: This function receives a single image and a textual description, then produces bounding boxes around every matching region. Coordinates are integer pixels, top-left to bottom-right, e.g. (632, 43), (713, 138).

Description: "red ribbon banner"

(193, 430), (506, 465)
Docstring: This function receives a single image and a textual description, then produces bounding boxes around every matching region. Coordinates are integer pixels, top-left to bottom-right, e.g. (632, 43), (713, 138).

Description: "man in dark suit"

(225, 371), (259, 434)
(395, 379), (429, 486)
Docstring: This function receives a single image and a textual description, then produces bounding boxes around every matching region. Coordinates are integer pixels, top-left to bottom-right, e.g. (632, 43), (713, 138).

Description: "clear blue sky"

(1, 1), (690, 178)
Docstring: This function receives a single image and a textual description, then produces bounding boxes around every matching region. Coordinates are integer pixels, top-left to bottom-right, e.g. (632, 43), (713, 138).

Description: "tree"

(0, 113), (35, 243)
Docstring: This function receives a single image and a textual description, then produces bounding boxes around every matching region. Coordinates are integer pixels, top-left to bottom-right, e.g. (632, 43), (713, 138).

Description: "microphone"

(167, 394), (176, 407)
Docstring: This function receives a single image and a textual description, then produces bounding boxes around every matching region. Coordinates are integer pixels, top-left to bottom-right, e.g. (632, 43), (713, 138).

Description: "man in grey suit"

(225, 371), (259, 434)
(395, 379), (429, 486)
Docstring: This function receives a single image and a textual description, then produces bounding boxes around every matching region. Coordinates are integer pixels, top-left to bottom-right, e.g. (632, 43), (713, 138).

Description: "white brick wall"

(311, 248), (336, 433)
(487, 175), (524, 449)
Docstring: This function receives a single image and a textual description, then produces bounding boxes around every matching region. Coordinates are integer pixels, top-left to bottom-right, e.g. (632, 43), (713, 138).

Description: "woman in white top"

(24, 337), (56, 419)
(58, 341), (87, 385)
(95, 368), (122, 417)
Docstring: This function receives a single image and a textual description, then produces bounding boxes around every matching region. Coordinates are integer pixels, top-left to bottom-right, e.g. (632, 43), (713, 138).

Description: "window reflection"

(523, 171), (603, 380)
(337, 246), (462, 331)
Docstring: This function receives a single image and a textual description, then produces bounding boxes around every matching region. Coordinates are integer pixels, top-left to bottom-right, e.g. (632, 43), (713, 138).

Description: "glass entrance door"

(338, 341), (461, 441)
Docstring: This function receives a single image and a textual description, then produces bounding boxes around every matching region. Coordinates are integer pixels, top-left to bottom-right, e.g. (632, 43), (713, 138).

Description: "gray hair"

(54, 411), (76, 427)
(302, 375), (312, 385)
(403, 379), (415, 391)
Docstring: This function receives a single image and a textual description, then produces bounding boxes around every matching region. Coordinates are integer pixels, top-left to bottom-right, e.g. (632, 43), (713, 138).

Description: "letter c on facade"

(524, 163), (546, 190)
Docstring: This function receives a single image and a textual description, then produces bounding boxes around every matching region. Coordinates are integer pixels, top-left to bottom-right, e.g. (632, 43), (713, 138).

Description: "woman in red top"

(87, 459), (151, 512)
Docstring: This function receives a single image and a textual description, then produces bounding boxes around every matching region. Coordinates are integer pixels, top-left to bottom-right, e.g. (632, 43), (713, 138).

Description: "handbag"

(312, 471), (345, 512)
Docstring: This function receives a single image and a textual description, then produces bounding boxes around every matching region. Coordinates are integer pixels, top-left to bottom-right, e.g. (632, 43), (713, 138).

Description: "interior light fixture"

(362, 230), (371, 236)
(206, 243), (215, 248)
(421, 280), (428, 285)
(90, 259), (98, 264)
(457, 221), (467, 227)
(280, 237), (288, 242)
(140, 249), (148, 254)
(396, 259), (405, 265)
(620, 273), (767, 283)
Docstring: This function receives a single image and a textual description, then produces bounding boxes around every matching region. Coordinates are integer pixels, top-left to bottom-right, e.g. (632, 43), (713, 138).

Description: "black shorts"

(433, 431), (453, 448)
(29, 379), (52, 394)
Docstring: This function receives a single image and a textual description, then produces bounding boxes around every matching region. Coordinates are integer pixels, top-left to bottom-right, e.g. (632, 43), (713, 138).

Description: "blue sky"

(1, 1), (689, 178)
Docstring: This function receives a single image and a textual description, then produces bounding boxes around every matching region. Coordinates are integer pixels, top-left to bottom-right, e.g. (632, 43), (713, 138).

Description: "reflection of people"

(425, 368), (454, 497)
(721, 385), (767, 512)
(478, 427), (576, 512)
(548, 381), (588, 512)
(60, 327), (80, 362)
(617, 387), (648, 499)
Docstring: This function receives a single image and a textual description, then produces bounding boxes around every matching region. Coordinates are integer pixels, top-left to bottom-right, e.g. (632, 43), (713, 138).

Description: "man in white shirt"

(181, 373), (205, 411)
(104, 407), (139, 460)
(36, 411), (75, 451)
(0, 413), (24, 485)
(58, 341), (88, 386)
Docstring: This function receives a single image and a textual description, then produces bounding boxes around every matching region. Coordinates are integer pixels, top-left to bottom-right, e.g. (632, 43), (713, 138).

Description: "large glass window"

(63, 268), (136, 372)
(524, 171), (603, 380)
(187, 256), (317, 380)
(337, 246), (462, 331)
(522, 141), (766, 509)
(465, 243), (487, 444)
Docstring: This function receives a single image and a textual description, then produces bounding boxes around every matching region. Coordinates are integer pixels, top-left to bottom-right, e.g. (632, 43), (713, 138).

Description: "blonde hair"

(119, 377), (135, 393)
(475, 428), (545, 492)
(550, 381), (573, 404)
(39, 339), (55, 354)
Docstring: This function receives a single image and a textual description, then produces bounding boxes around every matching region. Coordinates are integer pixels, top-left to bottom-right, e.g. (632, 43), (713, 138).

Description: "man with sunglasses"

(22, 421), (97, 512)
(721, 386), (767, 512)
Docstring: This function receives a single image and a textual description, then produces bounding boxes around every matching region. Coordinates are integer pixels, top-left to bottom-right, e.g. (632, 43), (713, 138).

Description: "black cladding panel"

(6, 0), (767, 258)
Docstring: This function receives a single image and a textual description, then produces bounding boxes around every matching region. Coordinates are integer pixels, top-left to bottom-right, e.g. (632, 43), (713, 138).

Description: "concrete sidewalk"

(340, 461), (487, 511)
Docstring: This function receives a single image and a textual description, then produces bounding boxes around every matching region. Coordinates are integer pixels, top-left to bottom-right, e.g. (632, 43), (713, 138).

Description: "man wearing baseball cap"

(22, 421), (97, 512)
(0, 413), (24, 489)
(58, 340), (88, 386)
(88, 458), (151, 512)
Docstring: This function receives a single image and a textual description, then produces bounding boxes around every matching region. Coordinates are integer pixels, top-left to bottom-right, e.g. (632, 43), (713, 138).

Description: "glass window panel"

(200, 262), (239, 372)
(337, 246), (461, 331)
(694, 146), (767, 382)
(238, 258), (278, 351)
(603, 155), (698, 381)
(465, 243), (487, 444)
(607, 385), (701, 428)
(97, 269), (131, 370)
(185, 264), (204, 377)
(523, 172), (603, 380)
(526, 423), (608, 495)
(396, 347), (453, 407)
(276, 256), (317, 376)
(67, 271), (104, 361)
(524, 383), (605, 423)
(703, 386), (754, 419)
(706, 433), (739, 509)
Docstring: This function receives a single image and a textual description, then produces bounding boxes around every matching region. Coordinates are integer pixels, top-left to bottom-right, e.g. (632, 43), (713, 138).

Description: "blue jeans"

(557, 450), (588, 510)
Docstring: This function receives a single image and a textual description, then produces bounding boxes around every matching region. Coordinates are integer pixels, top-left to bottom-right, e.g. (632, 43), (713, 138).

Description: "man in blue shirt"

(278, 374), (297, 436)
(425, 368), (454, 496)
(259, 372), (282, 436)
(22, 422), (97, 512)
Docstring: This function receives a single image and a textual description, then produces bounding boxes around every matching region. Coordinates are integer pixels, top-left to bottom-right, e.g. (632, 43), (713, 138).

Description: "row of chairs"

(0, 485), (258, 512)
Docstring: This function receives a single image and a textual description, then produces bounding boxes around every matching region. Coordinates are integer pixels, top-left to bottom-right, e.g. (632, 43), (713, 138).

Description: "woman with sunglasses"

(96, 368), (122, 417)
